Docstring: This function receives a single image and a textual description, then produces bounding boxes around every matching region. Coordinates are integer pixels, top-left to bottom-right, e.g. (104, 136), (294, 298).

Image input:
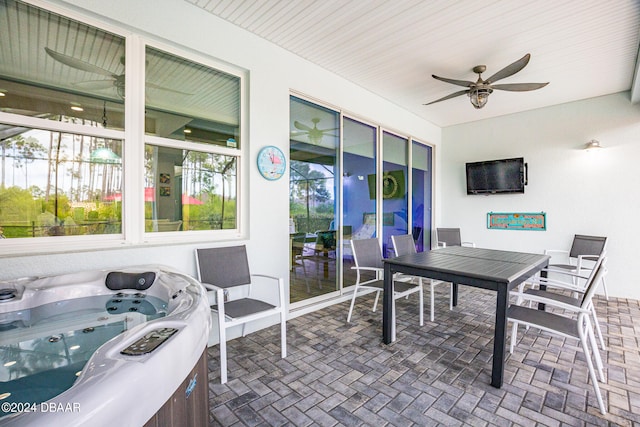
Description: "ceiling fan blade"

(485, 53), (531, 84)
(294, 121), (313, 131)
(491, 82), (549, 91)
(423, 89), (469, 105)
(318, 127), (339, 132)
(146, 82), (192, 96)
(45, 47), (116, 77)
(73, 80), (115, 90)
(432, 74), (474, 87)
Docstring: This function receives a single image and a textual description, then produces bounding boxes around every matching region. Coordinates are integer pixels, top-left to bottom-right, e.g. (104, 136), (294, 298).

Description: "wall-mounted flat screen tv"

(466, 157), (527, 195)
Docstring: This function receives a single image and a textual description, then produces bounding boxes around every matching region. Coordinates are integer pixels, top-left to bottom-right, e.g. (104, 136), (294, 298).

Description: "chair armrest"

(350, 266), (383, 273)
(576, 254), (601, 269)
(527, 276), (586, 293)
(514, 292), (590, 314)
(200, 282), (223, 292)
(538, 268), (590, 282)
(200, 282), (225, 307)
(251, 273), (282, 282)
(544, 249), (569, 256)
(437, 241), (446, 248)
(250, 274), (285, 307)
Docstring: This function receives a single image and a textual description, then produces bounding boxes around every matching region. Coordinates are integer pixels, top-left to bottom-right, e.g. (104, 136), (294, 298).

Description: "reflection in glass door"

(289, 96), (339, 304)
(411, 141), (432, 252)
(342, 117), (378, 289)
(288, 95), (434, 307)
(382, 131), (409, 258)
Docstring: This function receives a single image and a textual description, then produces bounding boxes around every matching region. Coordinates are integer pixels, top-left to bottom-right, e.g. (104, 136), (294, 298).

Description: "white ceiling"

(184, 0), (640, 127)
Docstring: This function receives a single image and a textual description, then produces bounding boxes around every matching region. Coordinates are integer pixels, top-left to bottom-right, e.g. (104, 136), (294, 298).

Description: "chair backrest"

(315, 230), (336, 251)
(579, 257), (607, 309)
(437, 228), (462, 247)
(291, 233), (306, 256)
(391, 234), (417, 256)
(195, 246), (251, 288)
(351, 238), (383, 269)
(569, 234), (607, 259)
(156, 220), (182, 231)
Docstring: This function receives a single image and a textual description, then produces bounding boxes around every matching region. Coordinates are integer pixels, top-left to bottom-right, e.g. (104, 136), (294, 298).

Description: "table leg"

(491, 284), (508, 388)
(382, 263), (393, 344)
(452, 283), (459, 307)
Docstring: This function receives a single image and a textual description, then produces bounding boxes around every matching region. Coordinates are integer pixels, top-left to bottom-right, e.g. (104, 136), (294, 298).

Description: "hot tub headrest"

(106, 271), (156, 291)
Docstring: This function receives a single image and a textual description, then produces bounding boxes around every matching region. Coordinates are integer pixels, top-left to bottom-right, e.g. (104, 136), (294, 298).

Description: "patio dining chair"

(435, 228), (475, 309)
(515, 255), (608, 350)
(391, 233), (450, 322)
(347, 237), (423, 326)
(195, 245), (286, 384)
(508, 259), (608, 415)
(544, 234), (608, 299)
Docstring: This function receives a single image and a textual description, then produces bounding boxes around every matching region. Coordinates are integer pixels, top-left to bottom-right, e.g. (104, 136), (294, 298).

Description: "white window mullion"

(123, 34), (146, 244)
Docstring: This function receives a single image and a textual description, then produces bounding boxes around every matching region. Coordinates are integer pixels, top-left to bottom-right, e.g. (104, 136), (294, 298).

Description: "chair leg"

(346, 285), (359, 322)
(579, 330), (607, 415)
(372, 290), (380, 312)
(590, 304), (606, 350)
(280, 310), (287, 358)
(585, 318), (605, 382)
(217, 308), (228, 384)
(601, 276), (609, 300)
(509, 322), (518, 354)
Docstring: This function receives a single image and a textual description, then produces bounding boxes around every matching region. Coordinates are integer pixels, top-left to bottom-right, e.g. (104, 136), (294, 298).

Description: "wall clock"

(257, 145), (286, 180)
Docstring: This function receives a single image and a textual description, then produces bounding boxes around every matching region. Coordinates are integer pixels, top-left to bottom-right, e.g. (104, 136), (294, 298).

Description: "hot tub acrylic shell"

(0, 266), (211, 427)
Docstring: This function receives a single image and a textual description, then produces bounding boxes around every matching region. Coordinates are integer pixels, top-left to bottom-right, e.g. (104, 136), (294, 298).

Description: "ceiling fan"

(44, 47), (188, 99)
(424, 53), (548, 109)
(291, 118), (338, 144)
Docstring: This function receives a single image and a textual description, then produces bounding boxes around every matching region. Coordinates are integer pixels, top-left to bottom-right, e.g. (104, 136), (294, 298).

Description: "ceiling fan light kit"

(425, 53), (548, 109)
(469, 87), (492, 109)
(585, 139), (602, 151)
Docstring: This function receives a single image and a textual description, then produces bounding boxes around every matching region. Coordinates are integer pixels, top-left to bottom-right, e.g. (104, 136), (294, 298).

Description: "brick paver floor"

(208, 286), (640, 426)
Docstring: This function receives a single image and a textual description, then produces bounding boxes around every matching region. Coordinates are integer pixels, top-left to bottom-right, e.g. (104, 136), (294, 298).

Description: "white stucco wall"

(0, 0), (441, 336)
(440, 92), (640, 300)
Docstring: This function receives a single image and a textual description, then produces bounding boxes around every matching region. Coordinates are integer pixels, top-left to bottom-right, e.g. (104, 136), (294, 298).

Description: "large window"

(0, 126), (122, 238)
(144, 145), (237, 232)
(143, 46), (241, 233)
(0, 0), (243, 248)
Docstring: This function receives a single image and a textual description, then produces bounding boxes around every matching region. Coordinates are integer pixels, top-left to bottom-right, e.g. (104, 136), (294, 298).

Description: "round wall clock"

(257, 145), (286, 180)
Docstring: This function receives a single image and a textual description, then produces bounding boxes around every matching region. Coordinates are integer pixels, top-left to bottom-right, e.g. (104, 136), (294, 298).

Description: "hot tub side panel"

(143, 348), (208, 427)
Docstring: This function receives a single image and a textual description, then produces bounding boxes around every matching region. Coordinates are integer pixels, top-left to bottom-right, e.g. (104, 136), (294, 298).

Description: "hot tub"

(0, 267), (211, 427)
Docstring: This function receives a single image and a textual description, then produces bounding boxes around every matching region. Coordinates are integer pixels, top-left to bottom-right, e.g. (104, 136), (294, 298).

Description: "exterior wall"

(440, 92), (640, 299)
(0, 0), (441, 339)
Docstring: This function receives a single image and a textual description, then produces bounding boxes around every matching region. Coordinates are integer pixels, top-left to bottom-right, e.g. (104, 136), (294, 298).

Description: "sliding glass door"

(289, 96), (339, 303)
(342, 117), (378, 289)
(289, 95), (433, 307)
(382, 131), (409, 258)
(411, 141), (432, 252)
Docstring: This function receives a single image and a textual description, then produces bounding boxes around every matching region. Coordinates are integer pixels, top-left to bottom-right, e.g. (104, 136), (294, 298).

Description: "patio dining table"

(382, 246), (549, 388)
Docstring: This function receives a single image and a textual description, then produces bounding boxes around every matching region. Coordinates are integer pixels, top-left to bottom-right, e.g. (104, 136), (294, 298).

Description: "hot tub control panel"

(120, 327), (178, 356)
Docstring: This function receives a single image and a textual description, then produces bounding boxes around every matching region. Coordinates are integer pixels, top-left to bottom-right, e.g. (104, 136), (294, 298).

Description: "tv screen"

(466, 157), (526, 194)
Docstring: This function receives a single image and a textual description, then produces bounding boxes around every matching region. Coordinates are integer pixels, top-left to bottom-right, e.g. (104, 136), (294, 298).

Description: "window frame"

(0, 1), (248, 256)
